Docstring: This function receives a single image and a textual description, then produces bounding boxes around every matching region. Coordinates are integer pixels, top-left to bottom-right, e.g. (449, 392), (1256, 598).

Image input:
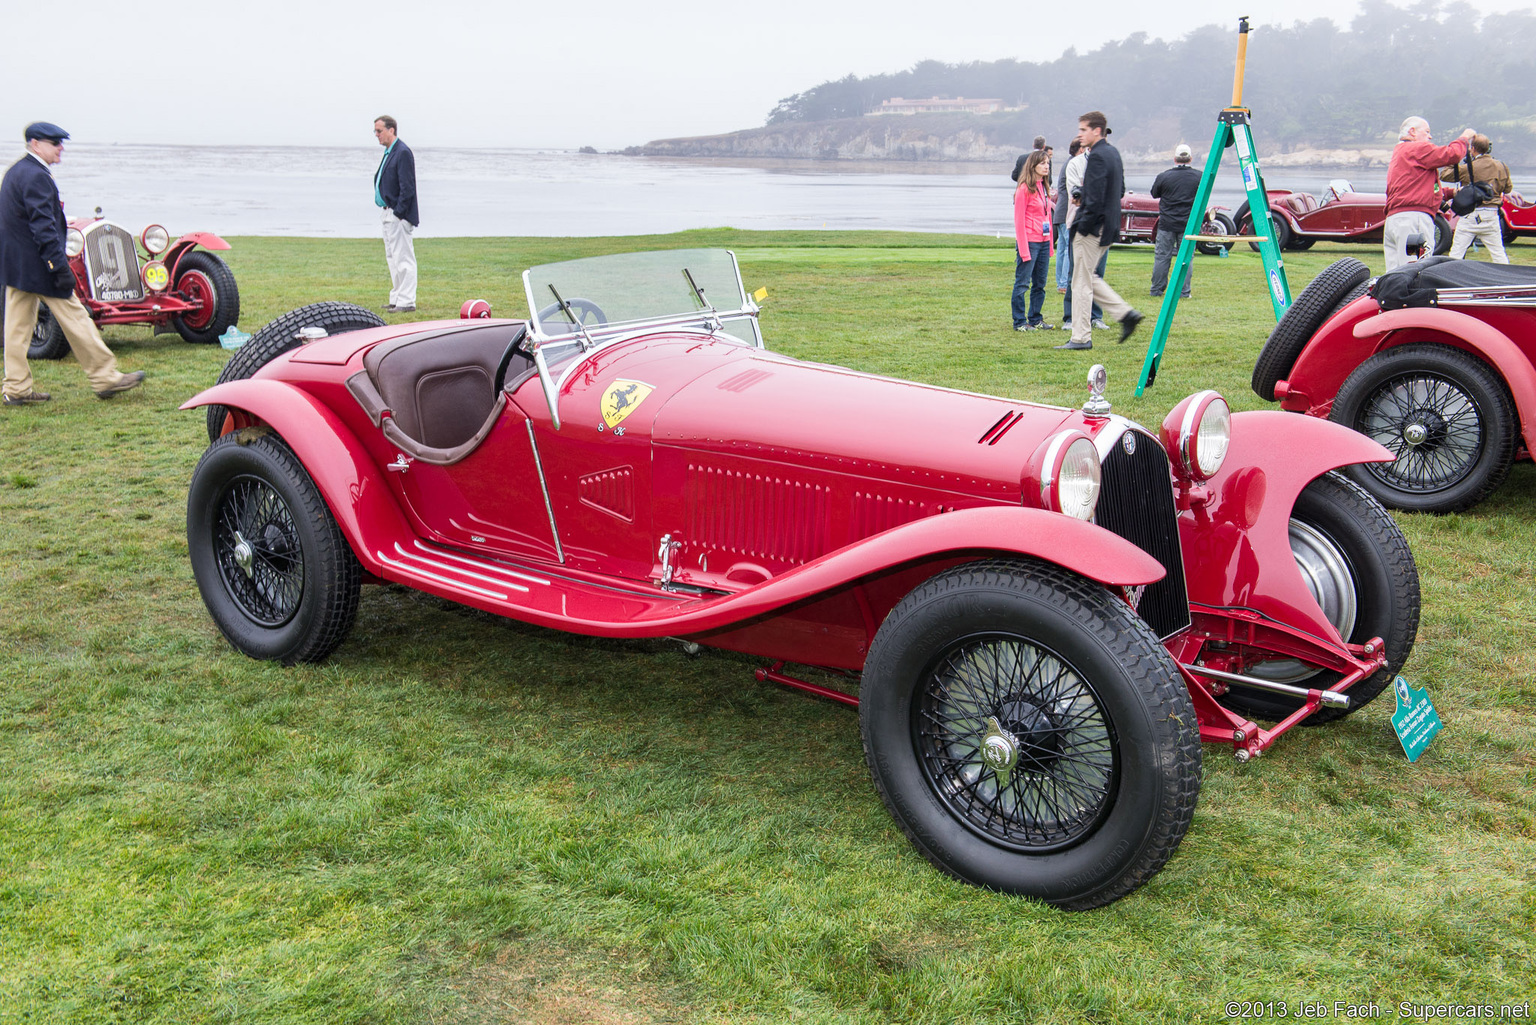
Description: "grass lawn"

(1, 230), (1533, 1023)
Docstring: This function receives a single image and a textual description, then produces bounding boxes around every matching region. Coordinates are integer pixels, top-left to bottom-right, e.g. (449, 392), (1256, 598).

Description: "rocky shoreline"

(625, 118), (1408, 169)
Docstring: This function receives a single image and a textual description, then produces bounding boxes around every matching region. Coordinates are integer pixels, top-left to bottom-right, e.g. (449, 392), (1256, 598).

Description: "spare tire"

(206, 301), (385, 441)
(1250, 258), (1372, 402)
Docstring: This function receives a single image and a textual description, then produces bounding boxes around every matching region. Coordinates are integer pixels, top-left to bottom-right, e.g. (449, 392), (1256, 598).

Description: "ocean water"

(40, 143), (1514, 240)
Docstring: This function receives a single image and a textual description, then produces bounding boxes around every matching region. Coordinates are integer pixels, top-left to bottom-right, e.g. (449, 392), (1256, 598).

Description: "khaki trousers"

(382, 208), (417, 307)
(1448, 207), (1509, 263)
(4, 286), (127, 397)
(1070, 234), (1133, 345)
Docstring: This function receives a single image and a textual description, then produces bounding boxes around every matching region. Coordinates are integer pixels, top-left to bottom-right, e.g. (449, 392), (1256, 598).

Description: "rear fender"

(181, 379), (407, 577)
(1351, 308), (1536, 456)
(1181, 411), (1393, 646)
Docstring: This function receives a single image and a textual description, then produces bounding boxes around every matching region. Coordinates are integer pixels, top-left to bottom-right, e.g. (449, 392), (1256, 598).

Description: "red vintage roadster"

(1500, 192), (1536, 246)
(20, 211), (239, 359)
(1255, 255), (1536, 514)
(1236, 181), (1455, 254)
(183, 249), (1420, 909)
(1118, 193), (1236, 255)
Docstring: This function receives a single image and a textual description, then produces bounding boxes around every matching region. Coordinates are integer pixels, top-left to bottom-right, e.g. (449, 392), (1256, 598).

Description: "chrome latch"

(387, 453), (412, 473)
(657, 533), (682, 586)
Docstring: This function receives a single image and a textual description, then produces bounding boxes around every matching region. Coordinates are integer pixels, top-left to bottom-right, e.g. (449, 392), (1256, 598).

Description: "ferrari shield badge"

(1390, 675), (1442, 762)
(601, 380), (653, 429)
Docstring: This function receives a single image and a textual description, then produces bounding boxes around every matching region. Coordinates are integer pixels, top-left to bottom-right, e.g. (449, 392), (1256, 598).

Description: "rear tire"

(206, 301), (385, 440)
(1331, 344), (1516, 513)
(860, 558), (1200, 909)
(187, 432), (360, 664)
(172, 251), (241, 345)
(1251, 257), (1372, 401)
(28, 304), (70, 360)
(1225, 473), (1420, 724)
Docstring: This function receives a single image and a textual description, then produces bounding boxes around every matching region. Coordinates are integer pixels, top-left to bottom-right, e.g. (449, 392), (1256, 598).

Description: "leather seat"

(347, 322), (529, 464)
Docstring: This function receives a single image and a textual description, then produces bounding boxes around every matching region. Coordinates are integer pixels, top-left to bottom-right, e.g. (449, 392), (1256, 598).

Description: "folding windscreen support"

(1135, 18), (1293, 395)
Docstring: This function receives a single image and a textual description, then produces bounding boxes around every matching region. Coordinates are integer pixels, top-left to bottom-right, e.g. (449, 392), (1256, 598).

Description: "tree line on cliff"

(764, 2), (1536, 161)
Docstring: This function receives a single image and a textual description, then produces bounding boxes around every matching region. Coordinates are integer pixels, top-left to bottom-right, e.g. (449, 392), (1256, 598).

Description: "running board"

(374, 539), (689, 627)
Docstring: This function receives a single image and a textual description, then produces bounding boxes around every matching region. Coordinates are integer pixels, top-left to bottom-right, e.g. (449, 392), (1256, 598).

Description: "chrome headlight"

(141, 224), (170, 254)
(1036, 430), (1102, 520)
(1162, 390), (1231, 482)
(65, 228), (85, 258)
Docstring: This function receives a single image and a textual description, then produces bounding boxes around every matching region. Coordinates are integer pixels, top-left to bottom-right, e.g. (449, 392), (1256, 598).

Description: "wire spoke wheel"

(213, 475), (304, 627)
(1356, 371), (1483, 493)
(916, 634), (1117, 852)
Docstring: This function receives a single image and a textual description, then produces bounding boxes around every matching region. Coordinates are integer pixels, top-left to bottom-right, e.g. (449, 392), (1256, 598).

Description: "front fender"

(627, 505), (1166, 636)
(1352, 308), (1536, 456)
(182, 379), (407, 577)
(1181, 411), (1393, 646)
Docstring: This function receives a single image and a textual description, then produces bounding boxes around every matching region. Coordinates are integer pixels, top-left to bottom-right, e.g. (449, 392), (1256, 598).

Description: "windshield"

(523, 248), (760, 346)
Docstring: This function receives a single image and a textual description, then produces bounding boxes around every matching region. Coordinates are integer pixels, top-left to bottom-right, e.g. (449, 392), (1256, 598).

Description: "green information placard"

(1390, 675), (1443, 762)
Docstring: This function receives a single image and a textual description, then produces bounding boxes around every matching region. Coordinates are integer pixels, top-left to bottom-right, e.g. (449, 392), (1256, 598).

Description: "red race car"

(1117, 192), (1236, 255)
(1499, 191), (1536, 246)
(183, 248), (1420, 909)
(17, 211), (239, 360)
(1236, 180), (1457, 254)
(1253, 255), (1536, 513)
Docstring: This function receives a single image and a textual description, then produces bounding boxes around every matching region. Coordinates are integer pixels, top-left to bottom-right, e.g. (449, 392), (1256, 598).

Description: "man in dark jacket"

(1058, 111), (1141, 351)
(1149, 143), (1198, 298)
(373, 115), (418, 313)
(2, 122), (144, 405)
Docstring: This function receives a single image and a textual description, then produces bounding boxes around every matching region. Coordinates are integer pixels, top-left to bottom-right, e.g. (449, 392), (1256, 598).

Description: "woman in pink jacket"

(1011, 149), (1054, 331)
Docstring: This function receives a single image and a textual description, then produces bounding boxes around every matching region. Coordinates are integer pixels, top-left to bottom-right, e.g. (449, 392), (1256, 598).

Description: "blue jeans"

(1150, 229), (1191, 297)
(1012, 241), (1052, 327)
(1060, 237), (1105, 322)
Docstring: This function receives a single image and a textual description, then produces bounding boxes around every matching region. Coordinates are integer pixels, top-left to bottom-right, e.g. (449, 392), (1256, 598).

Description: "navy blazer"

(0, 154), (72, 298)
(376, 140), (419, 227)
(1073, 139), (1125, 248)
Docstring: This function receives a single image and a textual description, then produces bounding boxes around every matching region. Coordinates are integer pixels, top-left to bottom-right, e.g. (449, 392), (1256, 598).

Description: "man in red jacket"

(1384, 116), (1475, 271)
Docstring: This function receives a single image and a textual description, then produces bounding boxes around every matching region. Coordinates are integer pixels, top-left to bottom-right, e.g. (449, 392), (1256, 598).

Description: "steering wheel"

(493, 324), (530, 395)
(536, 297), (607, 334)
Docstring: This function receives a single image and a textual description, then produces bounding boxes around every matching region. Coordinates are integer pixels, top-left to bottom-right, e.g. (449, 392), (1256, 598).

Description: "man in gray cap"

(1, 122), (144, 405)
(1149, 143), (1199, 299)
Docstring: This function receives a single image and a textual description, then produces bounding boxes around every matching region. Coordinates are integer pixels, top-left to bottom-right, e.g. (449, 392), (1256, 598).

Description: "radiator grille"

(1094, 430), (1190, 638)
(83, 224), (143, 302)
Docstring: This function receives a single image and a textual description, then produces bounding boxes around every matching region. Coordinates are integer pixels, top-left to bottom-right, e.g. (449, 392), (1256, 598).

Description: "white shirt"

(1064, 152), (1089, 228)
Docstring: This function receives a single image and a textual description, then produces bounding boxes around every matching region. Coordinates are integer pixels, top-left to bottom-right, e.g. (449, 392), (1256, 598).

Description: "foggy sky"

(3, 0), (1526, 151)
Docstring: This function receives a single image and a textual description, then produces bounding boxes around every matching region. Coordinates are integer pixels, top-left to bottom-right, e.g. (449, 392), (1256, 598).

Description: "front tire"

(860, 559), (1200, 910)
(1227, 473), (1421, 724)
(172, 251), (241, 345)
(1331, 344), (1516, 514)
(187, 432), (361, 664)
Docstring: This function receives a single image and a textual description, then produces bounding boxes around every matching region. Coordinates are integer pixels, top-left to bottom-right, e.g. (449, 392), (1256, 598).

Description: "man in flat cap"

(1, 122), (144, 405)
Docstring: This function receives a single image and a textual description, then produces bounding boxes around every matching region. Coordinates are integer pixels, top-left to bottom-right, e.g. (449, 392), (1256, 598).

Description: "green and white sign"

(1390, 675), (1442, 762)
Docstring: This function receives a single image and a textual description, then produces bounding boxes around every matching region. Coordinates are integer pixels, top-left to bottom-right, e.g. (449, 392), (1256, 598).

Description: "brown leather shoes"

(95, 371), (146, 399)
(2, 390), (51, 406)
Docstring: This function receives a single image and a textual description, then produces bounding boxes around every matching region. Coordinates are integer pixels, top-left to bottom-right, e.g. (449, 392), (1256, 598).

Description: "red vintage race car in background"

(1117, 193), (1236, 255)
(183, 248), (1420, 909)
(1253, 256), (1536, 514)
(1236, 181), (1456, 254)
(9, 211), (240, 360)
(1499, 192), (1536, 246)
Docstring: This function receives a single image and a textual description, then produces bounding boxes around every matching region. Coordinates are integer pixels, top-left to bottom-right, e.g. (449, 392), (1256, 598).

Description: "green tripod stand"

(1135, 17), (1292, 396)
